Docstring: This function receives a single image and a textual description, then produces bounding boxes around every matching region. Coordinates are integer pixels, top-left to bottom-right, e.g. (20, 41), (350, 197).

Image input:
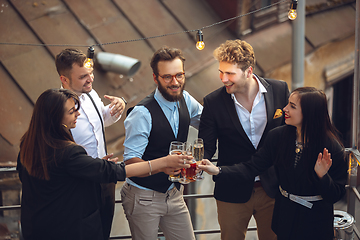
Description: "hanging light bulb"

(84, 46), (94, 68)
(196, 30), (205, 50)
(288, 0), (298, 20)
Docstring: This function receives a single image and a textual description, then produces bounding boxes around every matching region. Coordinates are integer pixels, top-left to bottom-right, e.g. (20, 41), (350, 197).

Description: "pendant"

(295, 147), (301, 154)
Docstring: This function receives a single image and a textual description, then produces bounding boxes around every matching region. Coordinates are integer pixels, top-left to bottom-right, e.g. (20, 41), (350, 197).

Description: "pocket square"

(273, 109), (283, 119)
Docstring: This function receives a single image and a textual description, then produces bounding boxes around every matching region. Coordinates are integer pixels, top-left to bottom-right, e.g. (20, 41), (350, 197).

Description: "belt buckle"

(280, 186), (288, 198)
(280, 186), (314, 209)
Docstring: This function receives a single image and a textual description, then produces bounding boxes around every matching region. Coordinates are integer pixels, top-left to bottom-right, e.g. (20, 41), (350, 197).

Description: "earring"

(62, 124), (68, 128)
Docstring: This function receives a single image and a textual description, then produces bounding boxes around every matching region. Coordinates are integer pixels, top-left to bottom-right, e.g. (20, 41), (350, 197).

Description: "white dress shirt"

(232, 76), (267, 182)
(231, 76), (267, 149)
(71, 89), (122, 158)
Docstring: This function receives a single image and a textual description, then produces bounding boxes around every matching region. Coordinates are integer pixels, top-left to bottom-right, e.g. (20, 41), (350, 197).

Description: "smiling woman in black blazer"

(199, 87), (347, 240)
(17, 88), (191, 240)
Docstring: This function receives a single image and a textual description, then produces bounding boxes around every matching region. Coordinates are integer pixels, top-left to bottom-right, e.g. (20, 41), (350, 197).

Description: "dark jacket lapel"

(258, 76), (274, 147)
(260, 76), (275, 125)
(220, 87), (254, 148)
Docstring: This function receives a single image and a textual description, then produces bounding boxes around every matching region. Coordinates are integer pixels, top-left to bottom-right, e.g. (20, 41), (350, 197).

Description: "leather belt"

(279, 186), (322, 209)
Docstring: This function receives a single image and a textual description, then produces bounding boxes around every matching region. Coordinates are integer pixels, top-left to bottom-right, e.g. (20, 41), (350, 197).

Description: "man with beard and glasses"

(120, 46), (203, 240)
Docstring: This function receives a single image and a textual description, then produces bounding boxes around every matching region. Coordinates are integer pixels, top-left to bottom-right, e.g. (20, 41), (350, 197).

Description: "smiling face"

(283, 92), (303, 130)
(154, 58), (185, 102)
(61, 63), (94, 96)
(62, 98), (80, 129)
(218, 61), (252, 95)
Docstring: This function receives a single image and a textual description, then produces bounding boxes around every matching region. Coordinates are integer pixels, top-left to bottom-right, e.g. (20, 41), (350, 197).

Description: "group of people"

(17, 39), (348, 240)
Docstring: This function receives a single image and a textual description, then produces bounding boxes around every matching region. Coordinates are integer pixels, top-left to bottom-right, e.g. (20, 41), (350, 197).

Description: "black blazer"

(219, 125), (347, 239)
(199, 76), (289, 203)
(17, 145), (126, 240)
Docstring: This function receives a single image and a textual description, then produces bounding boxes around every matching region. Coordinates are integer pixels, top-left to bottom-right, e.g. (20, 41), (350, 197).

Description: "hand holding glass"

(168, 141), (184, 182)
(179, 142), (193, 184)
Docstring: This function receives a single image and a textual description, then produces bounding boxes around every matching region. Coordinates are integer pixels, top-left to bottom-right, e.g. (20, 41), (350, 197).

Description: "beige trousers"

(216, 186), (277, 240)
(120, 183), (195, 240)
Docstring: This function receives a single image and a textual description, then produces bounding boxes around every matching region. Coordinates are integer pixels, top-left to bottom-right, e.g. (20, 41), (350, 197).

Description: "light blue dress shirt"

(123, 88), (203, 190)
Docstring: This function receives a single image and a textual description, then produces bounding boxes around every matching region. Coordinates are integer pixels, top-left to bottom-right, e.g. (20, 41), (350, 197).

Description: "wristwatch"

(217, 166), (222, 176)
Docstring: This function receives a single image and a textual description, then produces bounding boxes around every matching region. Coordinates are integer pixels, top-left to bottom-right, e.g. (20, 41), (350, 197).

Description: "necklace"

(295, 140), (303, 154)
(294, 140), (303, 168)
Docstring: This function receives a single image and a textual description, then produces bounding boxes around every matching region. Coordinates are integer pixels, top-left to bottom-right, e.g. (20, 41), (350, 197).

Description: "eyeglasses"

(158, 72), (185, 82)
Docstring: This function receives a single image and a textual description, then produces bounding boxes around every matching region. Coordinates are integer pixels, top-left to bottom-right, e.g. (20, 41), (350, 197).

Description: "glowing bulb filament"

(85, 46), (95, 68)
(196, 41), (205, 50)
(84, 58), (93, 68)
(196, 30), (205, 51)
(288, 9), (297, 20)
(288, 0), (298, 20)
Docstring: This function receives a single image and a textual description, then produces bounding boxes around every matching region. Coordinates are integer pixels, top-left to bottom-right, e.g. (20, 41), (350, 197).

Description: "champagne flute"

(193, 138), (204, 181)
(168, 141), (184, 182)
(179, 142), (194, 184)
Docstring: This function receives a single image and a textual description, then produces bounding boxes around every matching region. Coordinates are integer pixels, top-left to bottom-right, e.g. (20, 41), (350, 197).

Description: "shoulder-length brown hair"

(19, 89), (80, 180)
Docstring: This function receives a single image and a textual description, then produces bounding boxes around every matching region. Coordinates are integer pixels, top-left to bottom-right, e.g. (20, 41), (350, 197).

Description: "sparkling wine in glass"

(193, 138), (204, 181)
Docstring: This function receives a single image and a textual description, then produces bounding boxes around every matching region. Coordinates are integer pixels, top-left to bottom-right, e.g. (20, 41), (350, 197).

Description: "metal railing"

(1, 185), (357, 239)
(345, 148), (360, 239)
(109, 193), (228, 239)
(0, 193), (231, 239)
(0, 181), (250, 239)
(2, 151), (360, 240)
(347, 186), (360, 238)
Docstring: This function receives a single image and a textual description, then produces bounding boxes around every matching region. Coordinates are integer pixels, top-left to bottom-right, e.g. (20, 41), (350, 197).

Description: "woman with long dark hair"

(199, 87), (347, 240)
(17, 88), (191, 240)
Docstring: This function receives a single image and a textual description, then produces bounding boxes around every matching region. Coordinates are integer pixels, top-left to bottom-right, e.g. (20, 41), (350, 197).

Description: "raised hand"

(104, 95), (126, 118)
(314, 148), (332, 179)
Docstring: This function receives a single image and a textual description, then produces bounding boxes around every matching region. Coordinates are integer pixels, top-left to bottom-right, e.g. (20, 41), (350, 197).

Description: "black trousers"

(100, 183), (116, 240)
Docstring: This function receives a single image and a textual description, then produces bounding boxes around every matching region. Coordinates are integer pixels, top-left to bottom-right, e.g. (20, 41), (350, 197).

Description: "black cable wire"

(0, 0), (289, 48)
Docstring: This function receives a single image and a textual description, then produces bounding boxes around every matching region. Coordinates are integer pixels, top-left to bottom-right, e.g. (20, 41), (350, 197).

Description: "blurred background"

(0, 0), (357, 239)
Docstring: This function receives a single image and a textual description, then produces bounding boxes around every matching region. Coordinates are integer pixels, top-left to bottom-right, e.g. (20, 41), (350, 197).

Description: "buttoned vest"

(129, 91), (190, 193)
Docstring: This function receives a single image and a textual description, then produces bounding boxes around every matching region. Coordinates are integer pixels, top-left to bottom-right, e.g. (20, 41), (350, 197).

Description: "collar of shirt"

(79, 93), (86, 101)
(254, 75), (267, 94)
(231, 75), (267, 108)
(154, 88), (179, 137)
(154, 88), (178, 111)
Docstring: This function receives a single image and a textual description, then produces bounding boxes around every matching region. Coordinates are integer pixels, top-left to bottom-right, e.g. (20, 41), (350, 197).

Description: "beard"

(157, 79), (185, 102)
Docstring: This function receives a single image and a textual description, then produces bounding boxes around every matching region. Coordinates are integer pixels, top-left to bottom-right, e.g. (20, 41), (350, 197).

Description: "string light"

(0, 0), (288, 50)
(288, 0), (298, 20)
(196, 30), (205, 51)
(84, 46), (94, 68)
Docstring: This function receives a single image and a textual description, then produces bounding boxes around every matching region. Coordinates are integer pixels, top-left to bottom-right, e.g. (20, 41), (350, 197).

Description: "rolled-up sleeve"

(123, 106), (152, 161)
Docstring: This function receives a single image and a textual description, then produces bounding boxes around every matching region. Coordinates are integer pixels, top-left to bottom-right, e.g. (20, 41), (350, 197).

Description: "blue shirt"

(123, 88), (203, 190)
